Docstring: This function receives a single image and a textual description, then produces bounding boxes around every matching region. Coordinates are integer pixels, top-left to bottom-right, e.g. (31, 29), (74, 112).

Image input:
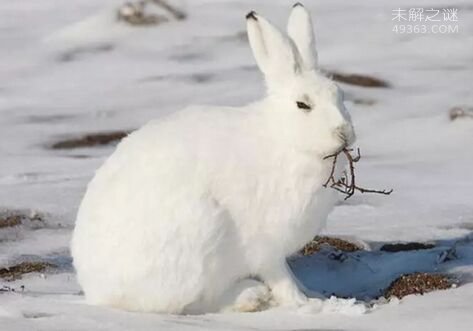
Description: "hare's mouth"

(327, 133), (352, 158)
(336, 129), (356, 148)
(336, 135), (349, 151)
(332, 143), (347, 157)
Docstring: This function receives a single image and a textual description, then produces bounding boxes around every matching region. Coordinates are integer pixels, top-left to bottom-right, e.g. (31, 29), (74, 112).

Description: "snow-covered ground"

(1, 0), (472, 329)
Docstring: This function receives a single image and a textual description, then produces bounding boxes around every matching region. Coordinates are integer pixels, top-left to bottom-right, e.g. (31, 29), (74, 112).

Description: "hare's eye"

(296, 101), (312, 112)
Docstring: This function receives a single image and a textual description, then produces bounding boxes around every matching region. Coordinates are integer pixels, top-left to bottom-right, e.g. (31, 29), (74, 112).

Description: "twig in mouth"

(323, 148), (393, 200)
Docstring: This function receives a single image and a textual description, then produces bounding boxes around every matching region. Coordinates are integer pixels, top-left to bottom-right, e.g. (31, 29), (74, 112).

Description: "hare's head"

(247, 4), (355, 156)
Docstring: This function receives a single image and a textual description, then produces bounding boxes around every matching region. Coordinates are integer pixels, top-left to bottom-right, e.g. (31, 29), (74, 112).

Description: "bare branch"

(323, 153), (338, 188)
(323, 147), (392, 200)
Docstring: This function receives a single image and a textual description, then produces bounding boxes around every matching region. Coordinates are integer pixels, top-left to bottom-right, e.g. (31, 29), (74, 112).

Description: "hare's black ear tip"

(246, 11), (258, 20)
(293, 2), (304, 8)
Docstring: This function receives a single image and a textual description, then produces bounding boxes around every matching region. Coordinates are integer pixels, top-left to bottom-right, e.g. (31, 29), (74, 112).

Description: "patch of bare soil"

(58, 44), (114, 63)
(117, 0), (186, 26)
(326, 71), (390, 88)
(0, 212), (44, 229)
(51, 131), (129, 149)
(301, 236), (362, 256)
(449, 106), (473, 121)
(352, 98), (377, 106)
(0, 215), (21, 229)
(384, 273), (455, 299)
(0, 262), (55, 281)
(380, 242), (435, 253)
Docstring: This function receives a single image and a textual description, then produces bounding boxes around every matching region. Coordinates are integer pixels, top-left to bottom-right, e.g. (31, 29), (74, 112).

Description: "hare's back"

(80, 106), (249, 219)
(104, 105), (246, 177)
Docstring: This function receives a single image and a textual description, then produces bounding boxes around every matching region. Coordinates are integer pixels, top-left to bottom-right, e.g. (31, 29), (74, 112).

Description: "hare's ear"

(287, 3), (317, 70)
(246, 11), (301, 78)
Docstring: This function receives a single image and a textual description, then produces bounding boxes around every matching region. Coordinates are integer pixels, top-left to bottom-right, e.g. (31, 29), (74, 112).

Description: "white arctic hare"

(71, 3), (355, 314)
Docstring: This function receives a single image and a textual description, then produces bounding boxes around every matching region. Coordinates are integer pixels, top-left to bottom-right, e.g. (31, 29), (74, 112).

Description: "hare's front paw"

(270, 279), (308, 307)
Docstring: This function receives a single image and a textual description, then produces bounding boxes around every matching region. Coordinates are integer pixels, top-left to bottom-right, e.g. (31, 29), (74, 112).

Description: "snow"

(1, 0), (473, 329)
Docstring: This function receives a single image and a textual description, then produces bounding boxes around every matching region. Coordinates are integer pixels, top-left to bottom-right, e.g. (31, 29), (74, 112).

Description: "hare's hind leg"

(79, 193), (245, 314)
(258, 259), (308, 307)
(180, 201), (246, 314)
(219, 278), (272, 312)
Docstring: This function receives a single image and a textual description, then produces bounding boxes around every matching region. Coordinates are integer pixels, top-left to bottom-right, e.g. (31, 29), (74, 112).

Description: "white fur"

(287, 3), (318, 70)
(71, 3), (355, 314)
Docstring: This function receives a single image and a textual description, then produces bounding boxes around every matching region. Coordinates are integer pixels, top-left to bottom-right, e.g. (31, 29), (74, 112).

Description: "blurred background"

(0, 0), (472, 329)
